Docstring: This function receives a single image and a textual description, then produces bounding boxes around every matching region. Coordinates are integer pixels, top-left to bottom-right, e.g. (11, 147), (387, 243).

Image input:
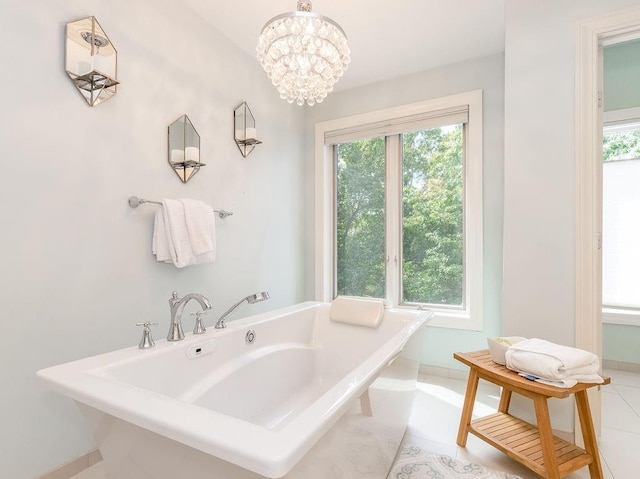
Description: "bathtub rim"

(36, 301), (430, 478)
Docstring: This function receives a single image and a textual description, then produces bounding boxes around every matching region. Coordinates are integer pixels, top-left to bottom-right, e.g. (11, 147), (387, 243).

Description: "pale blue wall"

(603, 40), (640, 365)
(604, 40), (640, 111)
(604, 324), (640, 363)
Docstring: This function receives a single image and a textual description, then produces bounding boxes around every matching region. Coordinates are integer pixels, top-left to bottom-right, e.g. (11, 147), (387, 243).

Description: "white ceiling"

(182, 0), (506, 92)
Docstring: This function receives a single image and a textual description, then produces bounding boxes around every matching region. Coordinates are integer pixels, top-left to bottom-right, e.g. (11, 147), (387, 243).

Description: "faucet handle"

(136, 322), (158, 349)
(168, 291), (180, 310)
(190, 311), (207, 335)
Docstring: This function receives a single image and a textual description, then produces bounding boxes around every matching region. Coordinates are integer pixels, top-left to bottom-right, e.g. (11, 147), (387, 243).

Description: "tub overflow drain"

(245, 329), (256, 345)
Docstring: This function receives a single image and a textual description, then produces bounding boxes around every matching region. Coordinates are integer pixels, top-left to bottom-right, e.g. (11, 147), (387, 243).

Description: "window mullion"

(385, 135), (402, 307)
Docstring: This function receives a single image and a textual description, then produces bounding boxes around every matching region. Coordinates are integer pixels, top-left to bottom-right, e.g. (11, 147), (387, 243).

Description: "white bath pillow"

(329, 296), (385, 328)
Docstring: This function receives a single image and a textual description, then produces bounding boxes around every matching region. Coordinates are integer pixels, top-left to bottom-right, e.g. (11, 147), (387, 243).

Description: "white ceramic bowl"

(487, 336), (527, 365)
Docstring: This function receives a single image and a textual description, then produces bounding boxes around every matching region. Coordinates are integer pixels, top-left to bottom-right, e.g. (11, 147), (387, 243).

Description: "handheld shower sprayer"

(214, 291), (270, 329)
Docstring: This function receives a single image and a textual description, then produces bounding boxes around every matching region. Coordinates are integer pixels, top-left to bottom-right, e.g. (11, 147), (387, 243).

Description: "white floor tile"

(602, 387), (640, 434)
(400, 434), (458, 457)
(612, 383), (640, 418)
(601, 385), (620, 397)
(407, 383), (462, 445)
(605, 368), (640, 388)
(600, 452), (617, 479)
(597, 427), (640, 479)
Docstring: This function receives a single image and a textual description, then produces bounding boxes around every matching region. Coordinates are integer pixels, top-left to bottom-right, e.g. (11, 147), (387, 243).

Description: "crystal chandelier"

(256, 1), (351, 106)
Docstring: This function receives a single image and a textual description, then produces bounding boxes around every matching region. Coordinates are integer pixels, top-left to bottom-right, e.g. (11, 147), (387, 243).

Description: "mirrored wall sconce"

(234, 102), (262, 157)
(65, 16), (119, 107)
(168, 114), (205, 183)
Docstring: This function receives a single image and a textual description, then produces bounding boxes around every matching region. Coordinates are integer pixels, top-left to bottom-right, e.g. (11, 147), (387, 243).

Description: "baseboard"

(38, 449), (102, 479)
(419, 364), (469, 382)
(603, 359), (640, 372)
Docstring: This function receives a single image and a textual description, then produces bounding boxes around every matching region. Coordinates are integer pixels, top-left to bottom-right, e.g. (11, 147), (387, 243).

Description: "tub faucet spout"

(167, 291), (212, 341)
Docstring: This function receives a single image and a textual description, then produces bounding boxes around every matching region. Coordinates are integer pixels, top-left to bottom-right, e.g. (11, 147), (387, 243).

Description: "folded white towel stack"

(152, 199), (216, 268)
(505, 338), (603, 388)
(329, 296), (385, 328)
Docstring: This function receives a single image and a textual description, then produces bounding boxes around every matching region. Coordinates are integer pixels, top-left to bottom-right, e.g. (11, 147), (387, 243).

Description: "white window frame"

(314, 90), (483, 330)
(602, 106), (640, 326)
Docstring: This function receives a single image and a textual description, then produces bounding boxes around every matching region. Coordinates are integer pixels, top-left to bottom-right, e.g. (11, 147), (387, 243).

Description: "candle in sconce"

(77, 61), (91, 75)
(245, 127), (257, 141)
(185, 146), (200, 163)
(92, 54), (109, 75)
(170, 149), (185, 164)
(235, 129), (245, 141)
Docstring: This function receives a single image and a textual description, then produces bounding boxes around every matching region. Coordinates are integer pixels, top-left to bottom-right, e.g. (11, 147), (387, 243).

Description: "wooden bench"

(454, 350), (610, 479)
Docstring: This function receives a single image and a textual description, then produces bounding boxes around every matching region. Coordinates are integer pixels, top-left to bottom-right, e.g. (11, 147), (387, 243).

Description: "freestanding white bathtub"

(37, 301), (430, 478)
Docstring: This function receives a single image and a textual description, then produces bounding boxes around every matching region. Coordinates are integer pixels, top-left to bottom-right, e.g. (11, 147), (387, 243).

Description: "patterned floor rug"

(388, 445), (523, 479)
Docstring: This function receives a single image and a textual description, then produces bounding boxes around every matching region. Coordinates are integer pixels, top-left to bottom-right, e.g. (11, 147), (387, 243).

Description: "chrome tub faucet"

(167, 292), (212, 341)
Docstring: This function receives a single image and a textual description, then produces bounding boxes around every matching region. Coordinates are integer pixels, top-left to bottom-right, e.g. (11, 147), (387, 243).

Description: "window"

(315, 91), (483, 329)
(602, 117), (640, 325)
(402, 125), (464, 307)
(335, 137), (386, 298)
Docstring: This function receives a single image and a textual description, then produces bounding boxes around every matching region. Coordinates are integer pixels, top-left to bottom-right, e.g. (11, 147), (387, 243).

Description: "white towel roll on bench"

(505, 338), (603, 388)
(329, 296), (385, 328)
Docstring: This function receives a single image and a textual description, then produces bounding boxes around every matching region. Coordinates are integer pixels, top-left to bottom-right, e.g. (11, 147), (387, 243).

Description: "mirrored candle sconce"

(234, 102), (262, 157)
(168, 114), (205, 183)
(65, 16), (119, 107)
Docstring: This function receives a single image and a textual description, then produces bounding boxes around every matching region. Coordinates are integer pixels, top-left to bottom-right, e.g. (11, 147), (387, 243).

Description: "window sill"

(397, 305), (482, 331)
(602, 308), (640, 326)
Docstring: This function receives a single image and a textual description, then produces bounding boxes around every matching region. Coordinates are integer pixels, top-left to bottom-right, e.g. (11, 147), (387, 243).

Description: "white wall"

(0, 1), (306, 478)
(304, 54), (505, 370)
(503, 0), (640, 432)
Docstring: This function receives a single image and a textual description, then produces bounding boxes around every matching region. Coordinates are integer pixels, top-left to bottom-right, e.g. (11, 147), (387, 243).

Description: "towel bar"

(128, 196), (233, 219)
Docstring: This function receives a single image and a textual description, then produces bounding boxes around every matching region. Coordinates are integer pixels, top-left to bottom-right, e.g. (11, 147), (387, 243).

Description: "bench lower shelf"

(469, 413), (593, 478)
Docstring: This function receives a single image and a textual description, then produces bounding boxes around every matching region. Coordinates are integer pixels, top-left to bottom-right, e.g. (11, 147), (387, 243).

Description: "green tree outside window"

(336, 125), (464, 306)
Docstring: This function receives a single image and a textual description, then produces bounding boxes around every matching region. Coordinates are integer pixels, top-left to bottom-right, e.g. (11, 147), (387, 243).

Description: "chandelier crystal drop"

(256, 0), (351, 106)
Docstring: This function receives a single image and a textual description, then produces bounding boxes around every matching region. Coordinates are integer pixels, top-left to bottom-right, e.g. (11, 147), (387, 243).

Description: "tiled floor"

(72, 368), (640, 479)
(403, 368), (640, 479)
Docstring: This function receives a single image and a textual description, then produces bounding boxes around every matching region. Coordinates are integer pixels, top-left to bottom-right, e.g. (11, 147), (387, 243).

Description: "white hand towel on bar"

(161, 199), (194, 268)
(329, 296), (385, 328)
(152, 199), (216, 268)
(152, 207), (172, 263)
(505, 338), (603, 388)
(180, 198), (216, 262)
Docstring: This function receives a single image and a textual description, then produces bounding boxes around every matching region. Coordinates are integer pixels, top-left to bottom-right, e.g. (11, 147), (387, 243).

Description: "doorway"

(601, 39), (640, 369)
(576, 6), (640, 437)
